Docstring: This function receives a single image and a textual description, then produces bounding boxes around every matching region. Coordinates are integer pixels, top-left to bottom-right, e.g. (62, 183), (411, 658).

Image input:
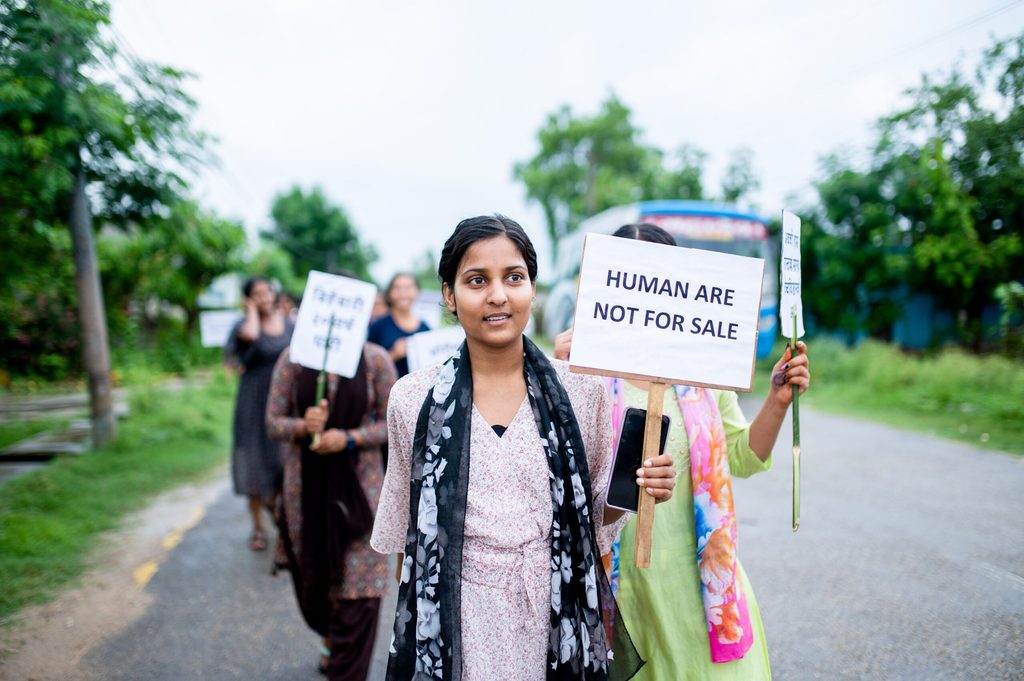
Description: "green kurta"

(616, 383), (772, 681)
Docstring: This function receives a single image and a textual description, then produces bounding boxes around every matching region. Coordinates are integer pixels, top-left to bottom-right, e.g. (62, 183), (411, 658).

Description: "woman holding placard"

(265, 338), (397, 679)
(371, 215), (678, 681)
(368, 272), (431, 378)
(226, 276), (294, 552)
(555, 223), (811, 680)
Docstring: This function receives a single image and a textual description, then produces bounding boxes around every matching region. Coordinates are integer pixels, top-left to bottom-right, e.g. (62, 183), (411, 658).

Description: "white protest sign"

(290, 271), (377, 378)
(199, 309), (244, 347)
(406, 326), (465, 373)
(779, 210), (805, 338)
(569, 233), (765, 391)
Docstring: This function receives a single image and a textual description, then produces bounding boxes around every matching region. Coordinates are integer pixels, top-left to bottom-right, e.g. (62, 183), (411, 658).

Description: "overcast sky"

(112, 0), (1024, 282)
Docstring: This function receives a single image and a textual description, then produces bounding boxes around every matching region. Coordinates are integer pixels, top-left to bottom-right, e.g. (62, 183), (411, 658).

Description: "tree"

(101, 202), (247, 337)
(0, 1), (209, 443)
(0, 1), (208, 272)
(811, 32), (1024, 347)
(720, 147), (761, 204)
(410, 248), (442, 291)
(875, 37), (1024, 345)
(514, 95), (706, 251)
(812, 156), (910, 339)
(248, 244), (308, 295)
(263, 186), (377, 283)
(642, 144), (706, 204)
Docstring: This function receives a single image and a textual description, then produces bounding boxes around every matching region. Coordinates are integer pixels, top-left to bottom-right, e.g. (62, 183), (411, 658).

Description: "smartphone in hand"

(606, 407), (671, 513)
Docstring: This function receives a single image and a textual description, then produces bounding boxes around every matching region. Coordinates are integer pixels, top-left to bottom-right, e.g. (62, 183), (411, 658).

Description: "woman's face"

(388, 275), (419, 313)
(249, 281), (276, 316)
(443, 235), (535, 351)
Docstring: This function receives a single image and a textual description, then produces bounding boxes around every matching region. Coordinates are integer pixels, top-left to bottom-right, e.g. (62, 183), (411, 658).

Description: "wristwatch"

(345, 430), (357, 453)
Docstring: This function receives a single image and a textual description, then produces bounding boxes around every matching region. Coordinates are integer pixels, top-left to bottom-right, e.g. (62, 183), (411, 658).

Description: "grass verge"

(756, 337), (1024, 456)
(0, 373), (236, 623)
(0, 417), (73, 450)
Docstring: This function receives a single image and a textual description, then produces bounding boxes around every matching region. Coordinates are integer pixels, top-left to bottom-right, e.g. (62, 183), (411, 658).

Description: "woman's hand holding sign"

(748, 342), (812, 463)
(767, 341), (810, 409)
(303, 399), (328, 437)
(636, 453), (676, 501)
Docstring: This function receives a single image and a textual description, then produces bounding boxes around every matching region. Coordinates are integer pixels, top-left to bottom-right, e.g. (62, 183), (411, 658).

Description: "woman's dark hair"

(438, 214), (538, 288)
(612, 222), (675, 246)
(242, 276), (271, 297)
(385, 272), (421, 307)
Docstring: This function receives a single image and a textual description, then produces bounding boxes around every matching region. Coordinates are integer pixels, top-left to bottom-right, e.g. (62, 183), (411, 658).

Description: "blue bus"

(542, 200), (778, 358)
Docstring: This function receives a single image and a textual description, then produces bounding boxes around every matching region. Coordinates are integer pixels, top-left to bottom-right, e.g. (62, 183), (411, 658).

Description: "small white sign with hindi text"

(779, 210), (805, 338)
(569, 233), (764, 391)
(406, 326), (465, 373)
(199, 309), (244, 348)
(290, 271), (376, 378)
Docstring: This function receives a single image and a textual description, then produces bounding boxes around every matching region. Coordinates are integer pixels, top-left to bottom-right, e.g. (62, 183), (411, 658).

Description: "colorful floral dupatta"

(606, 378), (753, 663)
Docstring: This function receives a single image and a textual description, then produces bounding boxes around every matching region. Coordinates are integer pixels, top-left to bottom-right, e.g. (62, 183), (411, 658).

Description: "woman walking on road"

(555, 223), (812, 681)
(371, 215), (678, 681)
(226, 276), (294, 551)
(266, 337), (397, 680)
(367, 272), (430, 379)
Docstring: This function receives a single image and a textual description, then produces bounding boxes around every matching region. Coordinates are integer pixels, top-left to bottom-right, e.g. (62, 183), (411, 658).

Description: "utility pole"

(69, 163), (117, 447)
(52, 15), (117, 449)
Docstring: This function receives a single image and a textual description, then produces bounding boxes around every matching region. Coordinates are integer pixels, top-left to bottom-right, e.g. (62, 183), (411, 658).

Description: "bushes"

(799, 337), (1024, 454)
(0, 250), (82, 382)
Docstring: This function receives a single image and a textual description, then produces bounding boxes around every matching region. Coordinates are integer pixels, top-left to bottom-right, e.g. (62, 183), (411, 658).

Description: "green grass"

(758, 338), (1024, 456)
(0, 373), (236, 623)
(0, 416), (73, 450)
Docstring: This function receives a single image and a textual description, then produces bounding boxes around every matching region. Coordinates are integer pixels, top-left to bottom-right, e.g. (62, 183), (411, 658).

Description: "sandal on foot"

(248, 528), (267, 551)
(317, 644), (330, 675)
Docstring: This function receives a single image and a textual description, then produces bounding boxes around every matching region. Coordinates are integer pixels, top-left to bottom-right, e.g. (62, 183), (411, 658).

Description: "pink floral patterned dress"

(371, 358), (628, 681)
(266, 344), (395, 600)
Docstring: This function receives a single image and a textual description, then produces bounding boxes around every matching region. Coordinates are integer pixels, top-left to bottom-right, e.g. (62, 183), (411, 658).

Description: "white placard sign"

(569, 233), (765, 391)
(406, 326), (466, 373)
(779, 210), (805, 338)
(290, 271), (377, 379)
(199, 309), (244, 347)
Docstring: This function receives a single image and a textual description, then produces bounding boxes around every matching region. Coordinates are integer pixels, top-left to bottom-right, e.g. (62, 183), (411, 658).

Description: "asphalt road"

(73, 400), (1024, 680)
(732, 398), (1024, 680)
(79, 490), (397, 681)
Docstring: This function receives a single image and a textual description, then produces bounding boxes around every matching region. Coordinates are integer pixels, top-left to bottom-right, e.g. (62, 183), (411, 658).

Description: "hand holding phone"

(606, 407), (671, 513)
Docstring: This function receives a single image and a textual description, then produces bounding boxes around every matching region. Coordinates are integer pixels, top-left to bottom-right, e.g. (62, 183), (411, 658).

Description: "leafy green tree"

(101, 202), (247, 336)
(720, 147), (761, 204)
(514, 95), (706, 250)
(642, 144), (706, 204)
(812, 156), (910, 339)
(0, 0), (208, 279)
(875, 37), (1024, 345)
(410, 248), (442, 291)
(0, 0), (209, 408)
(263, 186), (377, 282)
(812, 32), (1024, 346)
(248, 244), (308, 295)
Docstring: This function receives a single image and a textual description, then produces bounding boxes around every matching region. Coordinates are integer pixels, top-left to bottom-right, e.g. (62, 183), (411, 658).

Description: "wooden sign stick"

(635, 380), (667, 568)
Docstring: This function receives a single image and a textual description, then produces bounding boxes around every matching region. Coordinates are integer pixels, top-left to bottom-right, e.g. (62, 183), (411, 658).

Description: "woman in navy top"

(367, 273), (430, 377)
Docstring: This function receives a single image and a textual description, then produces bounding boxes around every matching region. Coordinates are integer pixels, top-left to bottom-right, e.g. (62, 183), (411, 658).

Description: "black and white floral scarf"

(386, 337), (642, 681)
